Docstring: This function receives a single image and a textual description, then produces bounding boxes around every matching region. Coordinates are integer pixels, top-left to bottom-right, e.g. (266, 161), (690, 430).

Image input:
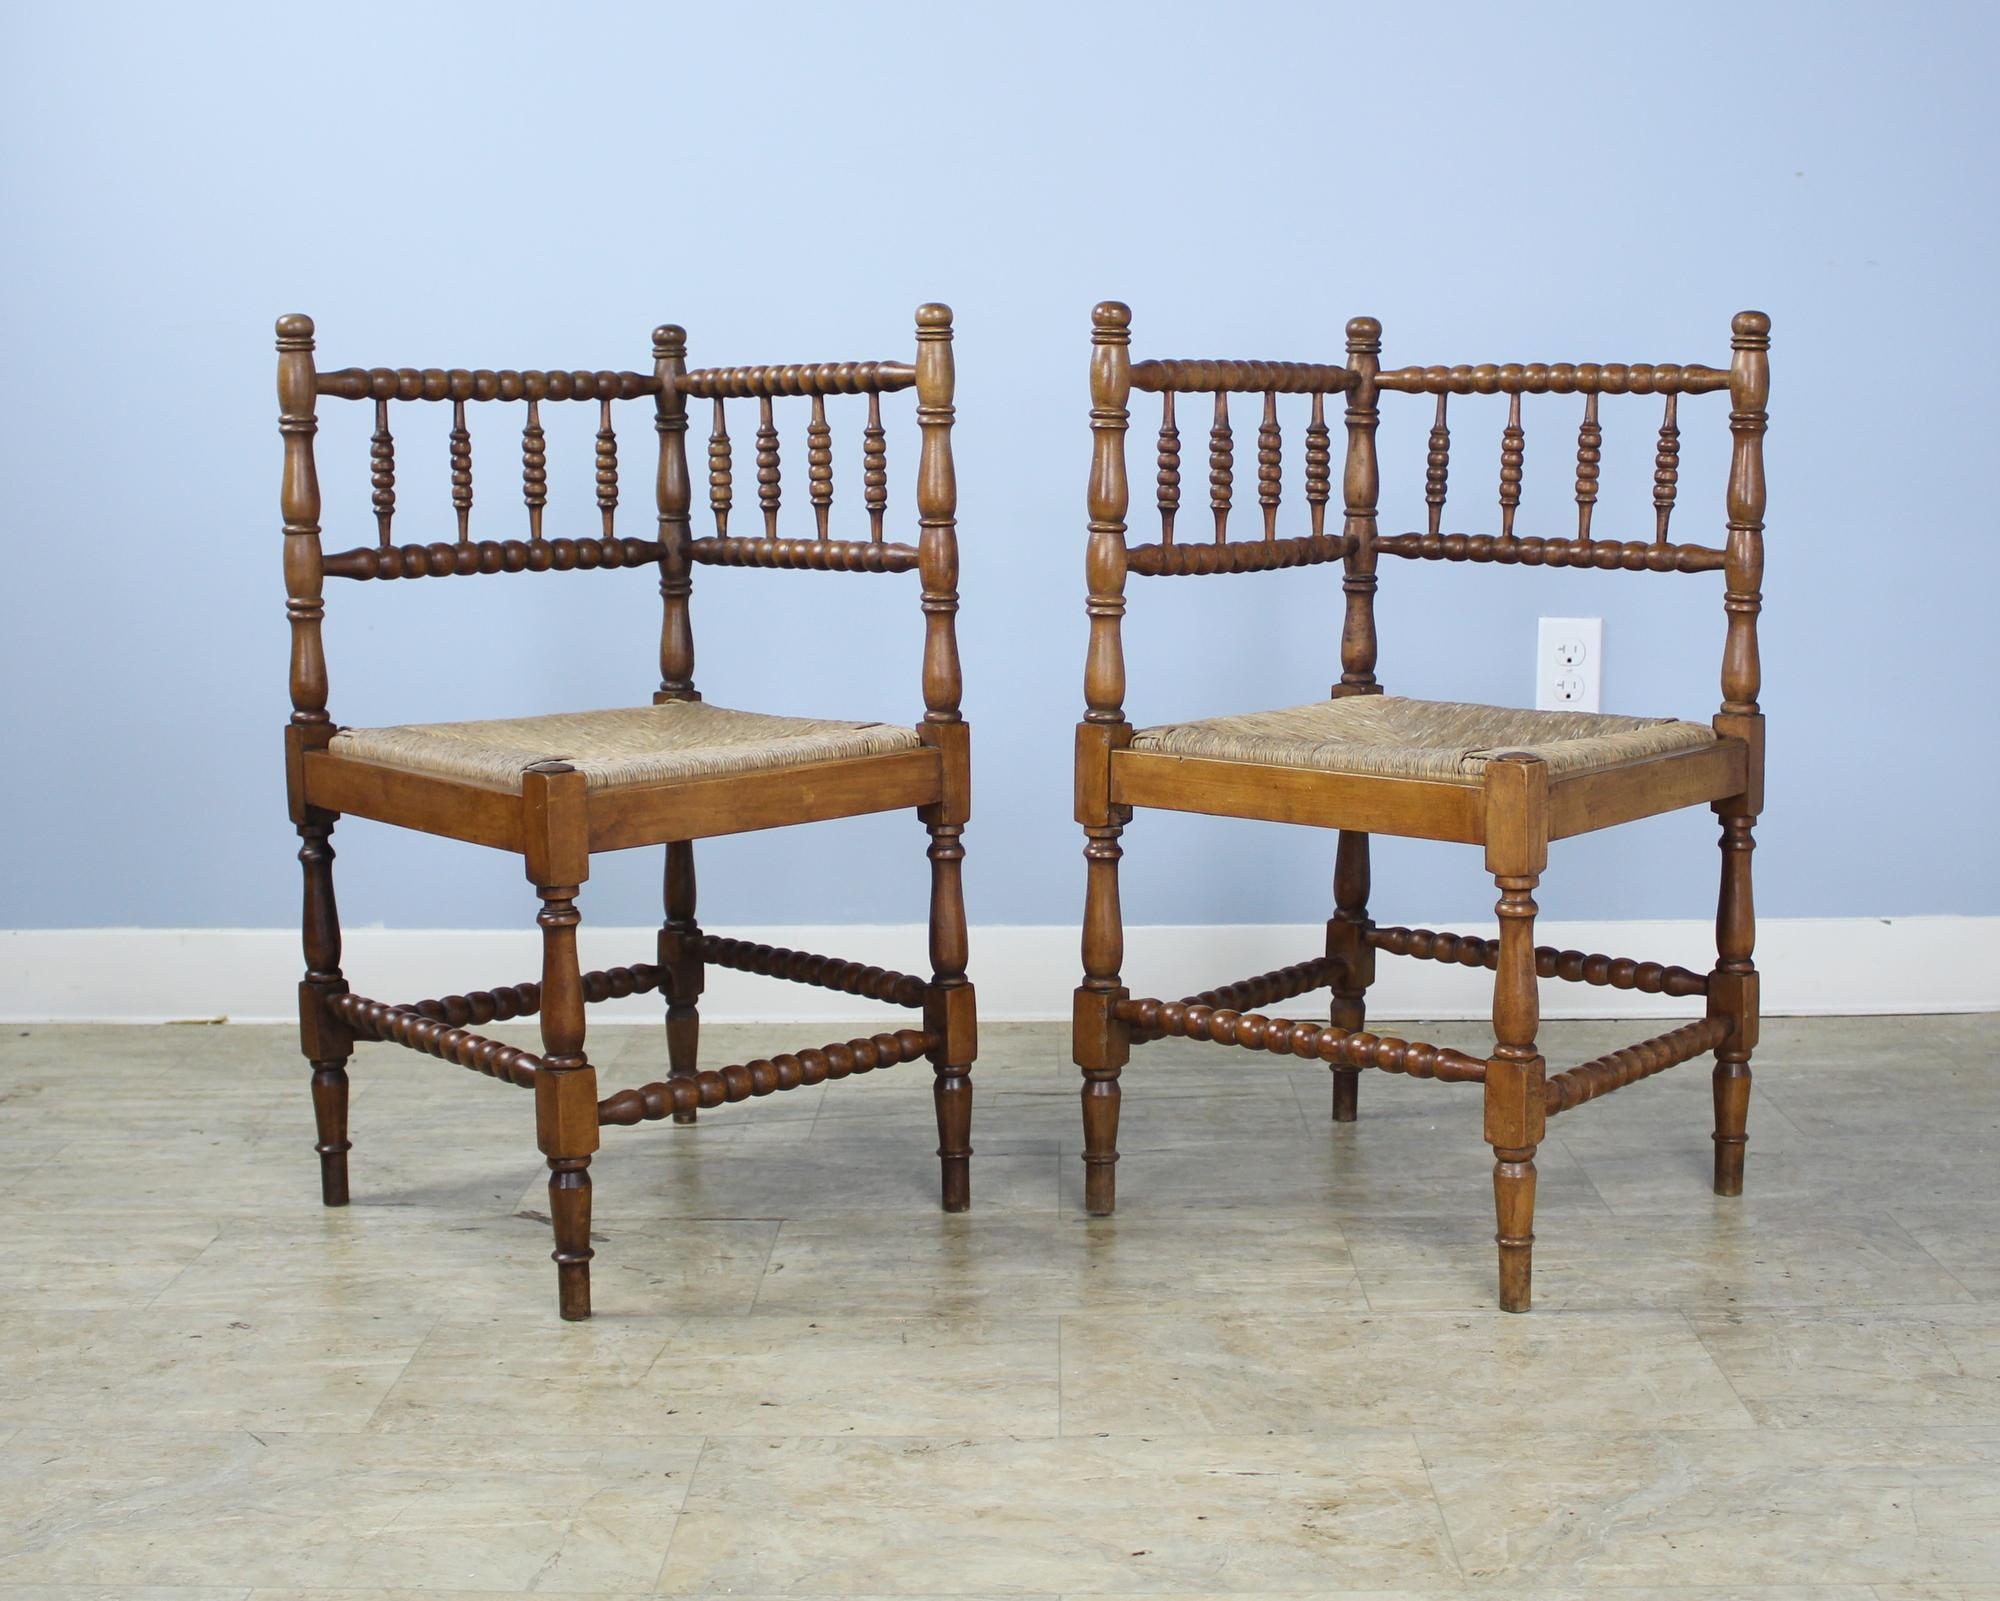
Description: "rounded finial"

(1092, 301), (1132, 329)
(1731, 309), (1771, 345)
(915, 302), (953, 329)
(1345, 315), (1382, 350)
(653, 324), (686, 355)
(275, 312), (314, 340)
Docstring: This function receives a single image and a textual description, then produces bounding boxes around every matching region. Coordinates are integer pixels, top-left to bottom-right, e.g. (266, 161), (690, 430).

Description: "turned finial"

(653, 324), (686, 360)
(276, 312), (315, 347)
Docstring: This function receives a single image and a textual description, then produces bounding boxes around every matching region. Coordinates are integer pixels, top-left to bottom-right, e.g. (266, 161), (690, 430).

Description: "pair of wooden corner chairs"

(279, 302), (1768, 1318)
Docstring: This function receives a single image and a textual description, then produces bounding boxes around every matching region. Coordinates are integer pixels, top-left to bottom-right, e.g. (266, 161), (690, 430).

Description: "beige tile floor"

(1, 1013), (1997, 1597)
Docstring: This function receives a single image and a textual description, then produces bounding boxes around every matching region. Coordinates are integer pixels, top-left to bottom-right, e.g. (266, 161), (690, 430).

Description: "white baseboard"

(1, 917), (1994, 1024)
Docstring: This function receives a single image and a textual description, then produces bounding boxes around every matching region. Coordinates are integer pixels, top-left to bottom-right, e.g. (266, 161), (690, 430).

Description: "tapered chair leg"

(1326, 829), (1373, 1123)
(535, 881), (598, 1320)
(1076, 818), (1129, 1216)
(1482, 755), (1548, 1313)
(1486, 862), (1546, 1314)
(297, 815), (353, 1207)
(926, 820), (975, 1212)
(661, 840), (703, 1126)
(1711, 809), (1758, 1196)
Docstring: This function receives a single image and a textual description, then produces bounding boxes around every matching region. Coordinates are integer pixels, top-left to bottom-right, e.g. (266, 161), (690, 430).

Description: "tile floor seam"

(1674, 1303), (1762, 1428)
(1411, 1424), (1472, 1585)
(650, 1431), (712, 1591)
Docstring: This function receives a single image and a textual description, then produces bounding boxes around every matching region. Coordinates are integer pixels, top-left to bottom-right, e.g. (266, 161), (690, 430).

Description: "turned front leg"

(661, 840), (702, 1126)
(1710, 808), (1759, 1196)
(1326, 829), (1373, 1123)
(296, 814), (353, 1206)
(1483, 755), (1548, 1314)
(525, 762), (597, 1321)
(1076, 817), (1128, 1216)
(925, 814), (975, 1213)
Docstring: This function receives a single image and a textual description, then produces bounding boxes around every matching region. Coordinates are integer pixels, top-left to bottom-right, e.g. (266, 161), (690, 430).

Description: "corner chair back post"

(278, 314), (334, 809)
(654, 324), (697, 703)
(1336, 315), (1382, 698)
(915, 303), (962, 728)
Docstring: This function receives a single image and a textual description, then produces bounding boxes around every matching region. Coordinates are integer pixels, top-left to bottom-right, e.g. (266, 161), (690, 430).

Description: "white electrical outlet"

(1536, 616), (1602, 712)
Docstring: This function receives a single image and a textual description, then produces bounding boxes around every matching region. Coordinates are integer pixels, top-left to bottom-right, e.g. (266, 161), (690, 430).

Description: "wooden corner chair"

(1072, 301), (1768, 1312)
(278, 305), (975, 1320)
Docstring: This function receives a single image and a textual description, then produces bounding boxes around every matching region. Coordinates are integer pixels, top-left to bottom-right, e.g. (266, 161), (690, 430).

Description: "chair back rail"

(1083, 305), (1771, 729)
(279, 308), (958, 728)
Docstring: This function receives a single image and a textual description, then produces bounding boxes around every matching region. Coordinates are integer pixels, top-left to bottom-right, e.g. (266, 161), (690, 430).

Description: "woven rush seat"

(1128, 695), (1716, 784)
(329, 700), (922, 793)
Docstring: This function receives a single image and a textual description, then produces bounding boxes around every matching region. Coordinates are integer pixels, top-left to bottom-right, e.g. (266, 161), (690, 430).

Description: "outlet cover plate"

(1536, 616), (1602, 712)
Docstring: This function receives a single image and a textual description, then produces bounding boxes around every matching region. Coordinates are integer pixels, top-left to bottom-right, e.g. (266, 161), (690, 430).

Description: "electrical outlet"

(1536, 616), (1602, 712)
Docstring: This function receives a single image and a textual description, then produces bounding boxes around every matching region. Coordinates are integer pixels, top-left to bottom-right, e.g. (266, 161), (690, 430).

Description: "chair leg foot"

(1713, 1057), (1750, 1197)
(1330, 1067), (1359, 1124)
(934, 1065), (972, 1212)
(667, 1002), (699, 1126)
(1493, 1144), (1537, 1313)
(310, 1060), (351, 1206)
(1081, 1071), (1120, 1215)
(548, 1155), (593, 1321)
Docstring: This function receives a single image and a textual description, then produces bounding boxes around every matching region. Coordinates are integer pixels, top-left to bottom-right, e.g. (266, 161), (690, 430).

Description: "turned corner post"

(1325, 830), (1374, 1123)
(1483, 753), (1549, 1313)
(523, 761), (598, 1321)
(1077, 301), (1134, 1216)
(278, 313), (330, 732)
(913, 303), (974, 1209)
(915, 303), (961, 725)
(1336, 315), (1382, 698)
(280, 314), (350, 1207)
(660, 840), (703, 1126)
(654, 323), (698, 703)
(1711, 310), (1769, 1199)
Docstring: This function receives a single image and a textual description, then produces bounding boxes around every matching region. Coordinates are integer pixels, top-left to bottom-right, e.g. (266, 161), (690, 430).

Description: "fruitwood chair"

(1073, 301), (1768, 1311)
(278, 305), (975, 1320)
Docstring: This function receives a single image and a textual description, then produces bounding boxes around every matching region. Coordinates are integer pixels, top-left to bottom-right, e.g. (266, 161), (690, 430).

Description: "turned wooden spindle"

(1498, 391), (1525, 540)
(596, 398), (618, 537)
(808, 392), (832, 539)
(277, 314), (329, 728)
(522, 398), (547, 541)
(708, 396), (733, 536)
(1653, 392), (1680, 543)
(1208, 391), (1233, 543)
(915, 302), (961, 724)
(1338, 315), (1382, 696)
(370, 397), (395, 549)
(1574, 393), (1601, 539)
(449, 399), (472, 543)
(1257, 390), (1281, 540)
(1304, 392), (1330, 539)
(662, 839), (702, 1125)
(756, 394), (781, 536)
(1326, 828), (1373, 1122)
(1157, 391), (1181, 544)
(1425, 393), (1450, 537)
(654, 324), (696, 701)
(863, 390), (886, 542)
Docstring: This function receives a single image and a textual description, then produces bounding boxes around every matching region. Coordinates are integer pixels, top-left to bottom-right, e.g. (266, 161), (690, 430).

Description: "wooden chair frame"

(1073, 301), (1768, 1311)
(279, 305), (975, 1320)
